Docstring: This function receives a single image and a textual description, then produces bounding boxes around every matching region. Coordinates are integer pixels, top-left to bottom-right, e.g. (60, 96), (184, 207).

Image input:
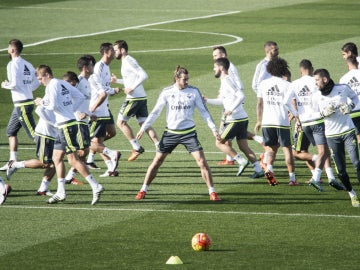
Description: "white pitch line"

(0, 11), (241, 52)
(3, 205), (360, 219)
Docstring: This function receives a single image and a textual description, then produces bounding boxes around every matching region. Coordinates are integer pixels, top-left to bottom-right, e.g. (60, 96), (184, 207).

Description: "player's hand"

(34, 97), (42, 106)
(320, 105), (336, 117)
(254, 122), (261, 133)
(339, 103), (352, 114)
(136, 129), (145, 140)
(1, 80), (8, 88)
(111, 73), (118, 83)
(124, 88), (133, 95)
(213, 130), (221, 141)
(114, 87), (121, 94)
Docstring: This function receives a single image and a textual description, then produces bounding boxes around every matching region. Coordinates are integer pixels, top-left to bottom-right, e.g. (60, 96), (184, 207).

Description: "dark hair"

(264, 41), (278, 48)
(341, 42), (358, 56)
(299, 59), (314, 74)
(9, 39), (23, 53)
(99, 43), (113, 55)
(313, 68), (330, 80)
(114, 40), (128, 52)
(346, 55), (359, 68)
(63, 71), (79, 86)
(173, 65), (188, 82)
(212, 46), (227, 56)
(266, 57), (289, 77)
(214, 57), (230, 71)
(77, 55), (95, 71)
(36, 65), (53, 77)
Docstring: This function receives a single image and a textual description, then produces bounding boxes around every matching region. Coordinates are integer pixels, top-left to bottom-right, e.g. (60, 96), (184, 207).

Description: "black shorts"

(118, 98), (149, 121)
(6, 104), (36, 139)
(54, 121), (79, 154)
(158, 130), (203, 153)
(77, 122), (90, 149)
(35, 135), (54, 164)
(262, 127), (291, 147)
(220, 120), (248, 141)
(89, 117), (110, 139)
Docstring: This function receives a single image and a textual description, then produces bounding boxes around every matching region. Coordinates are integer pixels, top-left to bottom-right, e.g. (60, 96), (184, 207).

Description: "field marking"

(0, 11), (241, 52)
(3, 205), (360, 219)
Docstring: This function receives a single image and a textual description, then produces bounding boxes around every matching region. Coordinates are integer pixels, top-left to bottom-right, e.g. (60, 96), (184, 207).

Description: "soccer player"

(312, 68), (360, 207)
(204, 57), (264, 178)
(88, 43), (121, 177)
(63, 56), (95, 185)
(6, 105), (57, 196)
(0, 39), (40, 171)
(134, 66), (221, 201)
(112, 40), (159, 161)
(255, 57), (299, 186)
(341, 42), (360, 66)
(339, 56), (360, 144)
(252, 41), (279, 94)
(35, 65), (104, 205)
(288, 59), (342, 191)
(212, 46), (264, 166)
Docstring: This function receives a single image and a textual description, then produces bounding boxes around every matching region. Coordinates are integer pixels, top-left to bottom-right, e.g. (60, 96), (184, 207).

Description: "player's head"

(214, 57), (230, 78)
(8, 39), (23, 57)
(77, 55), (95, 75)
(63, 71), (79, 87)
(173, 65), (189, 89)
(36, 65), (53, 85)
(299, 59), (314, 76)
(345, 55), (359, 70)
(313, 68), (331, 93)
(266, 57), (289, 78)
(99, 43), (114, 61)
(212, 46), (227, 60)
(341, 42), (358, 59)
(264, 41), (279, 59)
(114, 40), (128, 59)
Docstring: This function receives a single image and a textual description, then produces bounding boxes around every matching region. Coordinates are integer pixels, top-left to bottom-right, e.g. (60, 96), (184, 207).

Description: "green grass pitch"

(0, 0), (359, 269)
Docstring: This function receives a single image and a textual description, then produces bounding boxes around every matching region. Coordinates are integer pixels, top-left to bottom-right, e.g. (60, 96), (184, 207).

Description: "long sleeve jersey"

(2, 56), (39, 104)
(40, 78), (85, 126)
(141, 84), (217, 133)
(312, 84), (359, 137)
(119, 55), (147, 99)
(207, 75), (247, 122)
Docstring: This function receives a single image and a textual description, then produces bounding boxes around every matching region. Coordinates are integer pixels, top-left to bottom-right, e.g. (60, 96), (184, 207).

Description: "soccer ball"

(191, 233), (211, 251)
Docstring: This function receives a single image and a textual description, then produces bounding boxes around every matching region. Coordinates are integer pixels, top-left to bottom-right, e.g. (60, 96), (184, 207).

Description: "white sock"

(325, 167), (336, 182)
(234, 154), (246, 164)
(263, 152), (269, 164)
(289, 172), (296, 182)
(65, 169), (76, 181)
(87, 152), (95, 163)
(348, 190), (357, 198)
(313, 168), (322, 182)
(102, 147), (114, 157)
(10, 151), (17, 161)
(38, 179), (50, 192)
(312, 155), (318, 162)
(208, 187), (215, 194)
(14, 161), (25, 169)
(253, 135), (264, 144)
(85, 174), (98, 189)
(57, 178), (66, 196)
(226, 155), (234, 162)
(252, 161), (262, 172)
(266, 164), (273, 172)
(141, 184), (149, 192)
(130, 139), (141, 150)
(105, 159), (113, 171)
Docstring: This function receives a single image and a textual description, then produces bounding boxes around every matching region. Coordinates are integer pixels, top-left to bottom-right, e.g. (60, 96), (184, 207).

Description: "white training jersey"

(34, 106), (58, 138)
(229, 62), (244, 90)
(312, 84), (359, 137)
(257, 76), (293, 127)
(2, 56), (39, 104)
(288, 75), (322, 124)
(76, 75), (91, 122)
(40, 78), (85, 126)
(207, 75), (247, 122)
(141, 84), (217, 133)
(120, 55), (147, 99)
(252, 58), (271, 94)
(88, 61), (113, 118)
(339, 69), (360, 111)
